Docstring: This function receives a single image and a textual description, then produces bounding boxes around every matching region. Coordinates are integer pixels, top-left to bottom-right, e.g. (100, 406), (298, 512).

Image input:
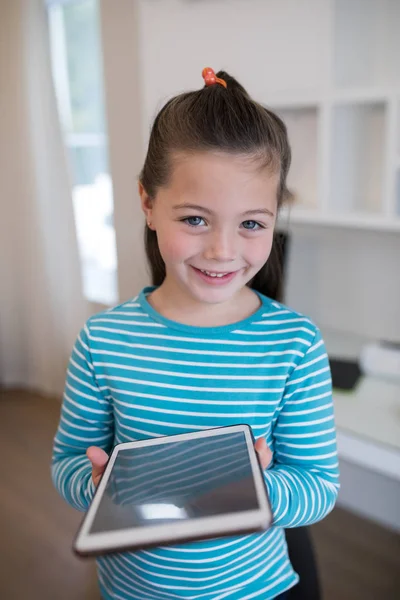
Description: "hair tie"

(202, 67), (227, 89)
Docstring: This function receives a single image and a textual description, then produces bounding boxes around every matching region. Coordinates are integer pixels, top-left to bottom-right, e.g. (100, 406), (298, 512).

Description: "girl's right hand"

(86, 446), (109, 486)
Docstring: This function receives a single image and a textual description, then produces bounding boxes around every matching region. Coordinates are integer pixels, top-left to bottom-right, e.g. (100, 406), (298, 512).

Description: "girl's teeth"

(212, 273), (223, 278)
(200, 270), (227, 278)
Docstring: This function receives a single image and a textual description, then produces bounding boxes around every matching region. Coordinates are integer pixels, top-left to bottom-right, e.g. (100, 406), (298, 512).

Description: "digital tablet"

(73, 424), (272, 557)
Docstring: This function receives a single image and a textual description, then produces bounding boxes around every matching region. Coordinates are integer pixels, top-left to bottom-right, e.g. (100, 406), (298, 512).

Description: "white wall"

(100, 0), (149, 302)
(138, 0), (331, 140)
(285, 227), (400, 341)
(102, 0), (400, 343)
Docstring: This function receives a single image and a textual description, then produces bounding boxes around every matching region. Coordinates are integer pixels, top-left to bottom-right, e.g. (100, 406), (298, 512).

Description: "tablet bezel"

(73, 424), (271, 557)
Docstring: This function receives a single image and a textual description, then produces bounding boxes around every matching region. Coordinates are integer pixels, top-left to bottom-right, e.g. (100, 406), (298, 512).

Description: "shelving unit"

(330, 102), (385, 215)
(273, 0), (400, 232)
(276, 107), (319, 210)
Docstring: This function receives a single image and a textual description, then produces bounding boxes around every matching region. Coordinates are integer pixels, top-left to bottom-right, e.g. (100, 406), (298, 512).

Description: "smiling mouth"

(191, 266), (241, 281)
(198, 269), (232, 278)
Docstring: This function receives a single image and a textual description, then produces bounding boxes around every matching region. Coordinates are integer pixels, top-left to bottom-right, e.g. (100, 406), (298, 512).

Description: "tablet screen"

(90, 431), (259, 534)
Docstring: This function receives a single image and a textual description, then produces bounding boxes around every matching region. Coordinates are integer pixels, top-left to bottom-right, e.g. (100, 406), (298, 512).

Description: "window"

(47, 0), (118, 305)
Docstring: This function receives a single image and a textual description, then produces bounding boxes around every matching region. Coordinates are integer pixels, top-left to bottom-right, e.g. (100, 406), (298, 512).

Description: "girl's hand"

(255, 438), (273, 470)
(86, 446), (109, 487)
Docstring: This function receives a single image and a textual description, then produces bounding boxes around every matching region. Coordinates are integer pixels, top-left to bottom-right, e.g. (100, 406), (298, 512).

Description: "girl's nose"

(203, 230), (237, 263)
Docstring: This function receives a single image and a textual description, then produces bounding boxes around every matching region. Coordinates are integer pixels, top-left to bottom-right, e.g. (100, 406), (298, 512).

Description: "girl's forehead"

(167, 151), (279, 199)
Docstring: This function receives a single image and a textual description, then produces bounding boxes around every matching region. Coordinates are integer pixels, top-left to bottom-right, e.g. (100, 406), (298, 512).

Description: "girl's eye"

(241, 220), (263, 230)
(183, 216), (206, 227)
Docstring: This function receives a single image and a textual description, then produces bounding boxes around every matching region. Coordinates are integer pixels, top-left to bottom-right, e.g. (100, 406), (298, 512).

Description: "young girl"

(52, 68), (339, 600)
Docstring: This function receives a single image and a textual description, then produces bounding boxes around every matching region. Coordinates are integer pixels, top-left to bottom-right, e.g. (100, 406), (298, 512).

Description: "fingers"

(255, 437), (273, 470)
(87, 445), (109, 467)
(86, 446), (109, 486)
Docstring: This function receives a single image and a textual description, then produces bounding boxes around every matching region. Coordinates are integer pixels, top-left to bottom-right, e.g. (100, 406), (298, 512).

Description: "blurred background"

(0, 0), (399, 598)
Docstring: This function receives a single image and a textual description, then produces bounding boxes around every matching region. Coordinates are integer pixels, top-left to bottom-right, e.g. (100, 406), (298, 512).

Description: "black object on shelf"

(329, 357), (361, 391)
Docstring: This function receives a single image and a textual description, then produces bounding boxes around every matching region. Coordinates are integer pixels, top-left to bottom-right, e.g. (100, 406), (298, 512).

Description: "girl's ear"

(138, 182), (154, 230)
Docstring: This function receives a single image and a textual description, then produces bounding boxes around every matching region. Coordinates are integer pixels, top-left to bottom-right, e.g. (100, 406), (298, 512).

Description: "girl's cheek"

(158, 230), (200, 261)
(246, 234), (274, 265)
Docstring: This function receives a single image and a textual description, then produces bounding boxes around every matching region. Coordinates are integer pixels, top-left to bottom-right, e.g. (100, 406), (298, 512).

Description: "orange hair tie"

(202, 67), (227, 89)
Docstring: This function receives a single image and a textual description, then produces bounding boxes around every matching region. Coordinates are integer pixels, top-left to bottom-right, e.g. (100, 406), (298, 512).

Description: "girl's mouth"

(191, 267), (238, 285)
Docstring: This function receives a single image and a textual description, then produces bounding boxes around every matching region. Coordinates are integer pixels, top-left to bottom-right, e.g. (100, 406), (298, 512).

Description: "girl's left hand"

(255, 438), (273, 470)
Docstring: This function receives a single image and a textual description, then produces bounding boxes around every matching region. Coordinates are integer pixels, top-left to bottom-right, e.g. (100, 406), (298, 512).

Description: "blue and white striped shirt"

(52, 287), (339, 600)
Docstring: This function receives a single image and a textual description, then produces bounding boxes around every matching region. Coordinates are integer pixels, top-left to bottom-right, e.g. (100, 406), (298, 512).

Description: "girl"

(52, 68), (339, 600)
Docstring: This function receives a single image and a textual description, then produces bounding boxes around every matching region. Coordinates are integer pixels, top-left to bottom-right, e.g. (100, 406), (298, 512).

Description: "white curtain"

(0, 0), (88, 397)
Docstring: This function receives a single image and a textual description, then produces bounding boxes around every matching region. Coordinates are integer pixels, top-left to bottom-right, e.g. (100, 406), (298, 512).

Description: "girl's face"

(140, 151), (278, 308)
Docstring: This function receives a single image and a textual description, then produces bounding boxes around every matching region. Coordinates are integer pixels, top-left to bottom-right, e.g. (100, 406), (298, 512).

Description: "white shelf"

(330, 102), (386, 214)
(275, 107), (319, 210)
(278, 206), (400, 232)
(337, 428), (400, 483)
(271, 1), (400, 232)
(334, 377), (400, 482)
(334, 377), (400, 457)
(322, 328), (400, 482)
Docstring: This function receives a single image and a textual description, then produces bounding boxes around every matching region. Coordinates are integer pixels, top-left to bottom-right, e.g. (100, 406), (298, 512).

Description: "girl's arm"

(263, 327), (340, 528)
(51, 323), (114, 511)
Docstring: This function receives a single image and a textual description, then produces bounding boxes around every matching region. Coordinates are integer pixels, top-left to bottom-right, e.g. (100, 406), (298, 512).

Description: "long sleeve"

(51, 323), (114, 511)
(264, 327), (339, 528)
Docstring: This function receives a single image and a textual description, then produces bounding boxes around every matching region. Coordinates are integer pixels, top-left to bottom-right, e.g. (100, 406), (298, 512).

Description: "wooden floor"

(0, 389), (399, 600)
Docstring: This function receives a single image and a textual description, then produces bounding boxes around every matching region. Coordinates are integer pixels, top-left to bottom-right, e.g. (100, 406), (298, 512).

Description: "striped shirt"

(52, 287), (339, 600)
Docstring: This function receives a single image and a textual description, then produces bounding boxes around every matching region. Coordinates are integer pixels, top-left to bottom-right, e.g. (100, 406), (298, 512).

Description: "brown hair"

(139, 70), (291, 301)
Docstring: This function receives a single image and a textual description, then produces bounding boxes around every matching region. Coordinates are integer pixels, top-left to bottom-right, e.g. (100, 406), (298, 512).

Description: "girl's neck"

(147, 280), (261, 328)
